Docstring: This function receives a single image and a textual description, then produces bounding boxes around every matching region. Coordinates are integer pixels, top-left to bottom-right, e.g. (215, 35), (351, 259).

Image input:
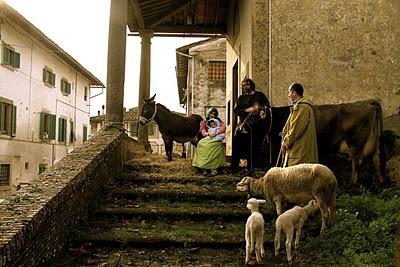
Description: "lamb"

(274, 199), (319, 263)
(245, 198), (266, 265)
(236, 163), (337, 233)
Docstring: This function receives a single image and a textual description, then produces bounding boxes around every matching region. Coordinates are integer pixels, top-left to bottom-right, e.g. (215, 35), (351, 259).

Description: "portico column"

(137, 30), (154, 146)
(105, 0), (127, 126)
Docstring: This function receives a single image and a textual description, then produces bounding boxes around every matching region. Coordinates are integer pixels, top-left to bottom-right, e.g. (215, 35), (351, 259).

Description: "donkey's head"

(139, 94), (157, 125)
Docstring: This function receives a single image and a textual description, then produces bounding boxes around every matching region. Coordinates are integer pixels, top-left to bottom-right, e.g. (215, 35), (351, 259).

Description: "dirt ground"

(126, 139), (215, 176)
(127, 138), (400, 186)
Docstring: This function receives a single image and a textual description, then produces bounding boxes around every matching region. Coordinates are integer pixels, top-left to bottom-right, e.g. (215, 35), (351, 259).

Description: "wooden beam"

(214, 0), (220, 26)
(204, 0), (208, 26)
(128, 32), (224, 38)
(152, 25), (226, 34)
(130, 0), (145, 29)
(142, 0), (180, 11)
(149, 1), (192, 28)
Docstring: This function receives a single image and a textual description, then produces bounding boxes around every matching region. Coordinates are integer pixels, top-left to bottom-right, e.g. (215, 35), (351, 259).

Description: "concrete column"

(137, 30), (154, 146)
(105, 0), (127, 126)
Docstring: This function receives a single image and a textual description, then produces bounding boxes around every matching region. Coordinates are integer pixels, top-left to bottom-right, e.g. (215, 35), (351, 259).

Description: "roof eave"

(0, 2), (105, 88)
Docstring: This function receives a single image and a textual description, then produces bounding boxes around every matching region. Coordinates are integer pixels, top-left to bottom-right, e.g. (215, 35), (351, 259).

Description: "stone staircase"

(57, 158), (286, 266)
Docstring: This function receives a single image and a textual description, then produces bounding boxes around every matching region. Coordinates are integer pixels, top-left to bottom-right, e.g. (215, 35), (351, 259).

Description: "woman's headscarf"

(206, 107), (218, 119)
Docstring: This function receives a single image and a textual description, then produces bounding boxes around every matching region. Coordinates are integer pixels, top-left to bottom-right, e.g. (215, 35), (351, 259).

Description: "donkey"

(139, 94), (203, 161)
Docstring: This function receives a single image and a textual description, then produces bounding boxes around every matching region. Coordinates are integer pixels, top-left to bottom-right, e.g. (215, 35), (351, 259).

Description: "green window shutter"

(68, 83), (71, 94)
(38, 164), (46, 174)
(13, 52), (20, 69)
(51, 73), (56, 87)
(60, 79), (64, 92)
(39, 111), (45, 139)
(2, 46), (9, 64)
(1, 46), (6, 64)
(42, 69), (47, 82)
(11, 105), (16, 137)
(0, 102), (3, 131)
(83, 126), (87, 142)
(58, 117), (62, 142)
(49, 114), (56, 140)
(63, 119), (67, 143)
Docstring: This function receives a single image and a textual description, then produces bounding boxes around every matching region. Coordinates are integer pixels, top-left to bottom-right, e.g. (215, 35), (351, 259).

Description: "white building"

(0, 2), (104, 188)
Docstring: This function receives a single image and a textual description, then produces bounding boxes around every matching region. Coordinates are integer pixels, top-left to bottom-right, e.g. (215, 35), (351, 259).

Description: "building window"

(0, 99), (17, 137)
(42, 67), (56, 87)
(208, 61), (226, 81)
(0, 164), (10, 186)
(84, 86), (88, 101)
(83, 125), (88, 142)
(1, 43), (20, 70)
(58, 117), (67, 143)
(61, 78), (71, 95)
(38, 164), (47, 174)
(40, 111), (56, 140)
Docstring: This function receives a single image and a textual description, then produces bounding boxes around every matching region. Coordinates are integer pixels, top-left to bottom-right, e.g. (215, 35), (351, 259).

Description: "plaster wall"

(270, 0), (399, 116)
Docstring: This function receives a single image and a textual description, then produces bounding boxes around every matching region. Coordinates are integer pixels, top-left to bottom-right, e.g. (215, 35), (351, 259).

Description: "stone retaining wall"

(0, 127), (127, 267)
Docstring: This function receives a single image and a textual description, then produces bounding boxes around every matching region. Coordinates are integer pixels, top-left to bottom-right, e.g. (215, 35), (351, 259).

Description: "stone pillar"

(137, 30), (154, 147)
(105, 0), (127, 126)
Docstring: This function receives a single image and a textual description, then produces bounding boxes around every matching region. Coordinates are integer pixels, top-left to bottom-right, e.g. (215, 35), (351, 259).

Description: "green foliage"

(304, 188), (400, 266)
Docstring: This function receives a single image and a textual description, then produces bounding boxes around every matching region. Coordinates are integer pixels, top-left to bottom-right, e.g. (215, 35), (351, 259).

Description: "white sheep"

(245, 198), (266, 265)
(274, 199), (319, 263)
(236, 163), (337, 233)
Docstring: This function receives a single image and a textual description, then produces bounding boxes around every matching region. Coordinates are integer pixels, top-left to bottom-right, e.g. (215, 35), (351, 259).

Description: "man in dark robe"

(230, 78), (270, 174)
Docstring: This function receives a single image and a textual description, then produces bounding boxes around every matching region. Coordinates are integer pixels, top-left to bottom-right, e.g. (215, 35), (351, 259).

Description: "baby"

(205, 118), (225, 141)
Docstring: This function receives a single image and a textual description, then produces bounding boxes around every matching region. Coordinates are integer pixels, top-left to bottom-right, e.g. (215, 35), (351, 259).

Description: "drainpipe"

(89, 85), (105, 99)
(268, 0), (273, 165)
(28, 40), (33, 139)
(74, 71), (78, 149)
(268, 0), (272, 104)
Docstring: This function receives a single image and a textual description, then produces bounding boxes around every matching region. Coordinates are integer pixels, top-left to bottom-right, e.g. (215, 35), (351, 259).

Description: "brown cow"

(265, 99), (385, 185)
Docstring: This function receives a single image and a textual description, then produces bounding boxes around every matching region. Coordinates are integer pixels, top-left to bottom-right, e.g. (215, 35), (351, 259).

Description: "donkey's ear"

(257, 199), (267, 204)
(149, 94), (156, 102)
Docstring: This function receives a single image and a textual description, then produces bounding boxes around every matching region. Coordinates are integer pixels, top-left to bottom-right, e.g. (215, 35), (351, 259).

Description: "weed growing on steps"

(303, 187), (400, 266)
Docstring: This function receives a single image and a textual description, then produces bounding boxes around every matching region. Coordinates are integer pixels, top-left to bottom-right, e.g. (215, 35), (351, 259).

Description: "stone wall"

(0, 127), (127, 266)
(189, 38), (227, 120)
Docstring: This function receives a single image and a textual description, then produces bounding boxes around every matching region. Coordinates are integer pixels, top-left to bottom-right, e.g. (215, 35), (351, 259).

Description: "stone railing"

(0, 127), (128, 266)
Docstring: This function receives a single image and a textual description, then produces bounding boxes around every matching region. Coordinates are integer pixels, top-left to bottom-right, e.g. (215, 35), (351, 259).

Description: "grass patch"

(303, 187), (400, 266)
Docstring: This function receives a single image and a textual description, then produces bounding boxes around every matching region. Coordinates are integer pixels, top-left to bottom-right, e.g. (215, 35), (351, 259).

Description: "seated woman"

(192, 108), (226, 176)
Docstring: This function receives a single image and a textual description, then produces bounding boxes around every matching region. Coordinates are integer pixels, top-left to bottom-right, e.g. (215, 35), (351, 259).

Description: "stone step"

(58, 246), (287, 267)
(95, 198), (276, 221)
(115, 172), (243, 186)
(123, 162), (233, 174)
(72, 218), (276, 249)
(104, 187), (248, 202)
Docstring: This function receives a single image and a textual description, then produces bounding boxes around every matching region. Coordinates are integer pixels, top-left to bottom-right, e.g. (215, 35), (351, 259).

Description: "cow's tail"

(371, 100), (386, 177)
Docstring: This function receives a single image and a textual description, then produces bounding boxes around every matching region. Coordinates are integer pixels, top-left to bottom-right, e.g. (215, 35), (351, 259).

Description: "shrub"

(304, 188), (400, 266)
